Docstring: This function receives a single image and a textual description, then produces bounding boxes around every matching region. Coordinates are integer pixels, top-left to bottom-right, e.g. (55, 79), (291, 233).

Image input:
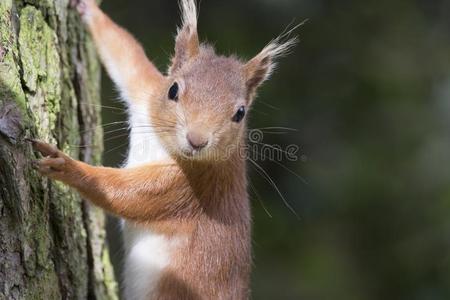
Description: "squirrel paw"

(70, 0), (96, 20)
(29, 140), (74, 181)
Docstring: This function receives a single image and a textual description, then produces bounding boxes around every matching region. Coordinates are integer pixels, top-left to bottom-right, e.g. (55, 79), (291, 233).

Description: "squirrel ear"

(169, 0), (199, 74)
(243, 36), (298, 102)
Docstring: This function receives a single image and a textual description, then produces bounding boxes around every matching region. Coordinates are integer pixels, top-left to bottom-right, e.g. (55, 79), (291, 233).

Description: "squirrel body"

(32, 0), (297, 299)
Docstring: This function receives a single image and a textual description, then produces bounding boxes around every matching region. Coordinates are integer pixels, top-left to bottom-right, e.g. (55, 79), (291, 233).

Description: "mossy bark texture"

(0, 0), (117, 299)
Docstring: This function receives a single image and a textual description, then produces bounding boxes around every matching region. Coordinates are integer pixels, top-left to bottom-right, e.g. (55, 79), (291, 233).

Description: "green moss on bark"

(0, 0), (117, 299)
(19, 5), (61, 139)
(0, 1), (27, 111)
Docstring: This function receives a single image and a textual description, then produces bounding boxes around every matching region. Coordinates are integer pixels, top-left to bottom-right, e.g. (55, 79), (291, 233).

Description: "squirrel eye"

(168, 82), (179, 101)
(232, 106), (246, 123)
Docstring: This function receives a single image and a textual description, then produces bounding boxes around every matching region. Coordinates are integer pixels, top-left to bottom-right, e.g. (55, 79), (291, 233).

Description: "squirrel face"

(149, 0), (298, 162)
(152, 47), (248, 161)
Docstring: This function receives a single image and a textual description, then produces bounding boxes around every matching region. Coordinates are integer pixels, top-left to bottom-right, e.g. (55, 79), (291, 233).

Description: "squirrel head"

(151, 0), (297, 161)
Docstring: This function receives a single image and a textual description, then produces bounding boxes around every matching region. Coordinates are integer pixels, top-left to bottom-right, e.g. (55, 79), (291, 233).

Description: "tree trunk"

(0, 0), (117, 299)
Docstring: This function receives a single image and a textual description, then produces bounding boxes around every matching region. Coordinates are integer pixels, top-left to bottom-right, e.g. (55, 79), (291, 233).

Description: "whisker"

(102, 127), (129, 136)
(251, 149), (308, 185)
(249, 179), (273, 218)
(80, 103), (149, 117)
(104, 131), (173, 143)
(80, 103), (127, 112)
(84, 126), (169, 137)
(258, 101), (281, 111)
(104, 142), (129, 155)
(257, 131), (291, 135)
(250, 109), (271, 117)
(248, 158), (300, 219)
(251, 127), (299, 132)
(67, 131), (174, 149)
(79, 121), (130, 134)
(80, 122), (176, 135)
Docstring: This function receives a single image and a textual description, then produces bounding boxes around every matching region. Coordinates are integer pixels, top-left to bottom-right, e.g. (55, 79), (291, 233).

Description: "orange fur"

(31, 140), (251, 299)
(82, 0), (164, 102)
(33, 1), (297, 299)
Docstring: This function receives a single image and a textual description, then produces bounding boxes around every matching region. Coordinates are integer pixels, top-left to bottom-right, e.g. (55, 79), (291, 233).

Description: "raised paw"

(70, 0), (97, 21)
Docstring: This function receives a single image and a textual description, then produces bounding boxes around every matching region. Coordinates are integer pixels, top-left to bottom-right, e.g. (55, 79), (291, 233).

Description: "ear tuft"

(179, 0), (198, 32)
(170, 0), (199, 74)
(244, 22), (305, 101)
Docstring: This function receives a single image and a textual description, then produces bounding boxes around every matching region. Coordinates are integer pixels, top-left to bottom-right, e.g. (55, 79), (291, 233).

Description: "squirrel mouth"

(180, 148), (196, 158)
(179, 148), (206, 160)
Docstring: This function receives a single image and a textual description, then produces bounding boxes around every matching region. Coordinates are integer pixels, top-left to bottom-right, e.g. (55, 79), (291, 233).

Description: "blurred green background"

(99, 0), (450, 299)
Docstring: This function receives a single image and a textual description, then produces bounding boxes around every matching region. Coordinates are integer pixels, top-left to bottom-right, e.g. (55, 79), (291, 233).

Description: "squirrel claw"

(25, 138), (36, 144)
(70, 0), (95, 17)
(69, 0), (78, 8)
(31, 160), (39, 170)
(30, 140), (59, 158)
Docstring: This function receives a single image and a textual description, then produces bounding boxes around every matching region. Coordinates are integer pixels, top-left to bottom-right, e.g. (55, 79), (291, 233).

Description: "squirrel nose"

(187, 131), (209, 150)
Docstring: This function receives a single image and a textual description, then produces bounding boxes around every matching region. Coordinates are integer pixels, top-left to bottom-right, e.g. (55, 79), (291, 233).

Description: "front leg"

(31, 140), (195, 223)
(71, 0), (164, 105)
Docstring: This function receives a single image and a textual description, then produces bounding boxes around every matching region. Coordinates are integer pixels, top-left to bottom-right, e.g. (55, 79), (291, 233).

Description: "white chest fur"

(122, 226), (179, 300)
(125, 103), (170, 167)
(122, 102), (174, 300)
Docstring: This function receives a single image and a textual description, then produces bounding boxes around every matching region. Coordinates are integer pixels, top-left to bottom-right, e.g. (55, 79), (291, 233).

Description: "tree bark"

(0, 0), (117, 299)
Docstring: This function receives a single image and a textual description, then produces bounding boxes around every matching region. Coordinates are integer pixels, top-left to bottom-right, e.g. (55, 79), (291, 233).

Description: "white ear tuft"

(243, 21), (305, 101)
(179, 0), (198, 32)
(170, 0), (200, 74)
(254, 35), (299, 82)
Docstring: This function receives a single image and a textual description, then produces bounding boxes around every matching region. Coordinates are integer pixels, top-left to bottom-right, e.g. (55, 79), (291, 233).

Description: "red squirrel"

(30, 0), (297, 299)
